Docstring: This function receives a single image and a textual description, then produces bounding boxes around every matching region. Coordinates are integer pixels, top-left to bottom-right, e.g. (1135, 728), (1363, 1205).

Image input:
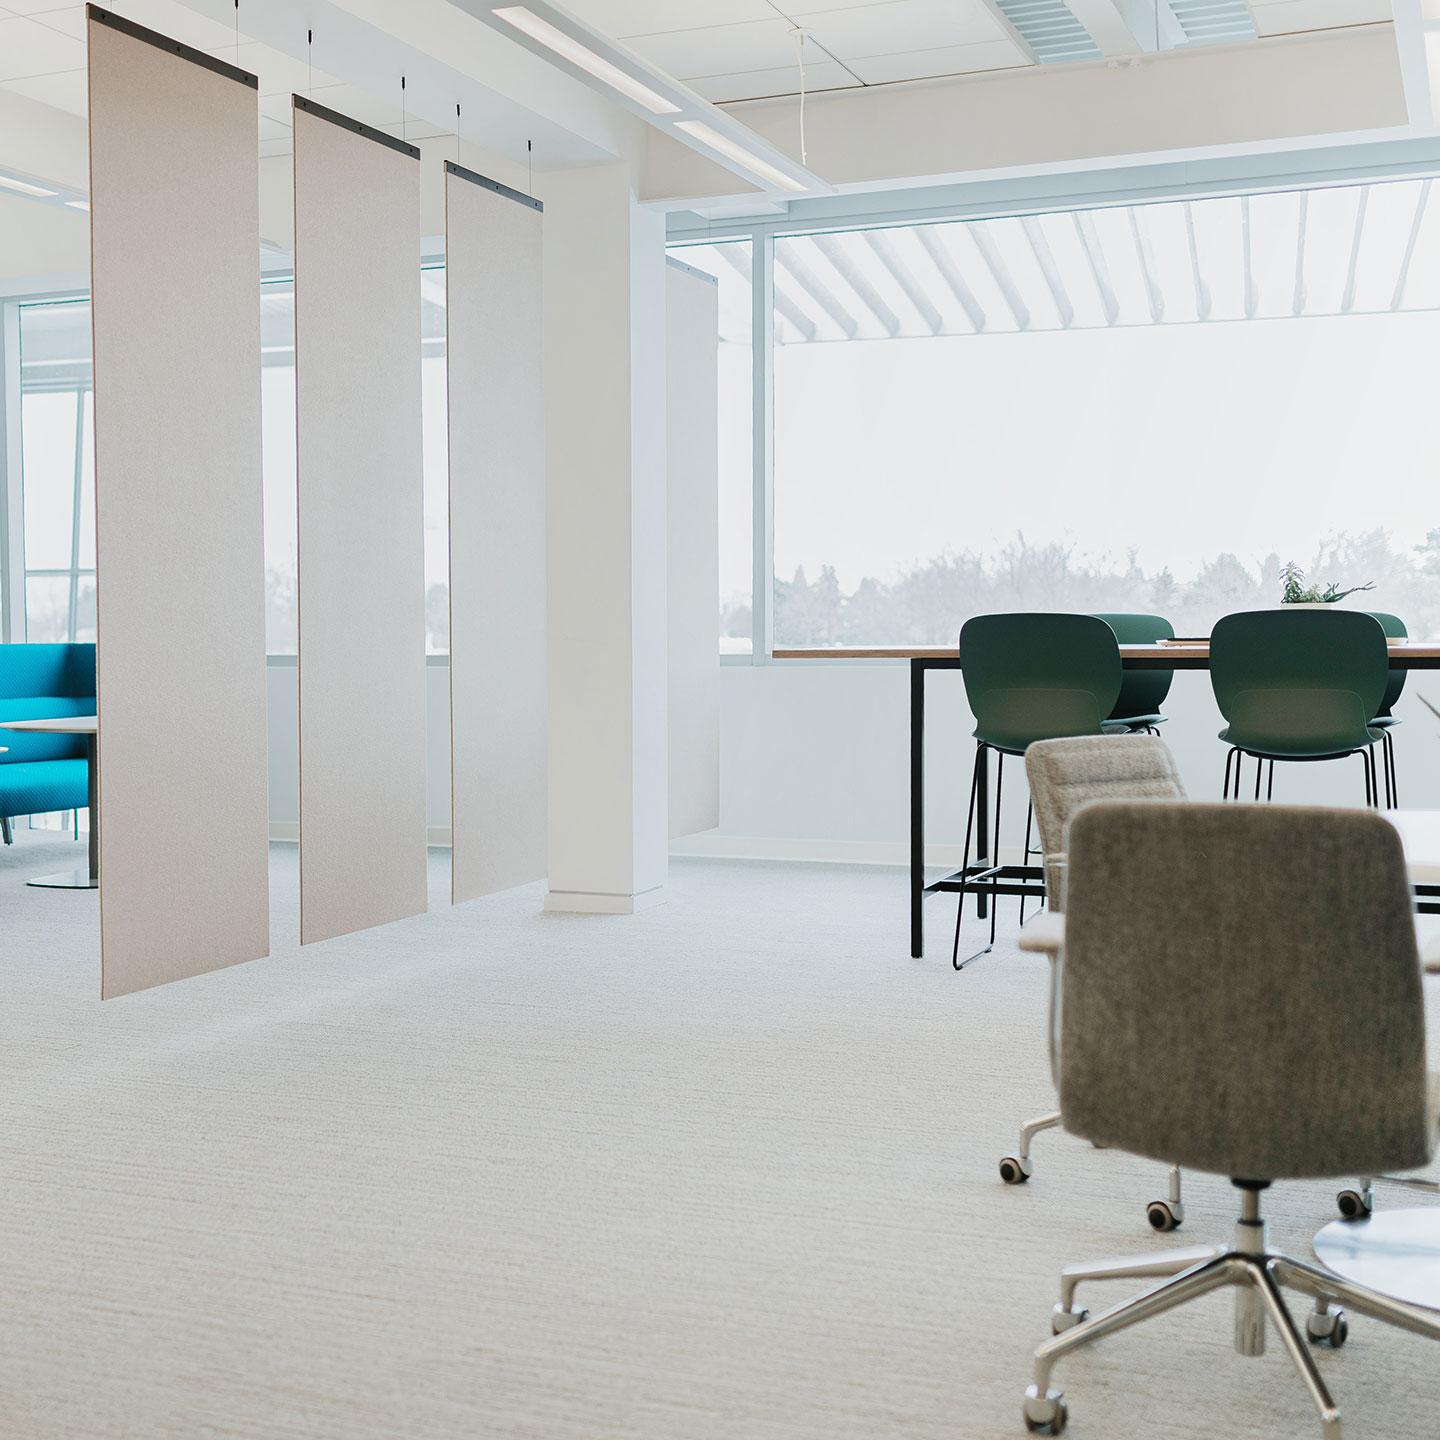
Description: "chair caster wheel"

(1337, 1189), (1372, 1220)
(1146, 1200), (1181, 1231)
(1000, 1156), (1032, 1185)
(1306, 1306), (1348, 1347)
(1051, 1303), (1088, 1335)
(1023, 1387), (1067, 1434)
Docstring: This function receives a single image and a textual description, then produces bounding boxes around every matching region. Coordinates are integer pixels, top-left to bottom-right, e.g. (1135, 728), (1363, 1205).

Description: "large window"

(16, 300), (95, 644)
(684, 175), (1440, 652)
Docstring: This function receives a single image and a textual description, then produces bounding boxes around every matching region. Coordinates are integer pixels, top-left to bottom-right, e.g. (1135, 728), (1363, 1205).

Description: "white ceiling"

(561, 0), (1394, 103)
(0, 0), (452, 158)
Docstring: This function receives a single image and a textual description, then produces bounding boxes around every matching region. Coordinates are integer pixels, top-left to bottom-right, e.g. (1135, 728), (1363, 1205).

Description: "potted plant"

(1279, 561), (1375, 609)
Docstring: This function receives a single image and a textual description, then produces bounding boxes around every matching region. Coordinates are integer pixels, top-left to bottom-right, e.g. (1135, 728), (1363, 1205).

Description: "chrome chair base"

(1024, 1189), (1440, 1436)
(999, 1109), (1185, 1230)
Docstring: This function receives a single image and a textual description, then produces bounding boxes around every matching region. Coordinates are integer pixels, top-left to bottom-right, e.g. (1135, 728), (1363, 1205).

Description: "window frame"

(666, 142), (1440, 665)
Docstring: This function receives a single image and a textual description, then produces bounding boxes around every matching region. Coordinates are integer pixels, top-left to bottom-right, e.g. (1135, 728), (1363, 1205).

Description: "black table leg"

(910, 658), (924, 958)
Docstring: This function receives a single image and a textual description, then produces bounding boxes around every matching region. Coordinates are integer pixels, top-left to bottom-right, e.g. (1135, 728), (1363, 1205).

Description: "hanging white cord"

(791, 27), (809, 165)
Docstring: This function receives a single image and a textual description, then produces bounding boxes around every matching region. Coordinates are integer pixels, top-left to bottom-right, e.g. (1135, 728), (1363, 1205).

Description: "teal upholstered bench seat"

(0, 645), (96, 833)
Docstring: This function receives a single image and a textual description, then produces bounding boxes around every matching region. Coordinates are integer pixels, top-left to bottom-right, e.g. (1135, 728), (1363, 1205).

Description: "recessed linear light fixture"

(66, 199), (90, 212)
(674, 121), (808, 194)
(491, 6), (680, 115)
(0, 173), (59, 198)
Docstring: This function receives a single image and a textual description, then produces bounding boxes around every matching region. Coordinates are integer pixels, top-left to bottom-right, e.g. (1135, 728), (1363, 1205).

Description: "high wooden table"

(773, 643), (1440, 958)
(0, 716), (98, 889)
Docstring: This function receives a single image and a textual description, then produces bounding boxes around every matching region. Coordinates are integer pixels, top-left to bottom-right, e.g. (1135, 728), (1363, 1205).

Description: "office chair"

(1361, 611), (1407, 808)
(1089, 613), (1175, 733)
(998, 735), (1188, 1232)
(1017, 802), (1440, 1438)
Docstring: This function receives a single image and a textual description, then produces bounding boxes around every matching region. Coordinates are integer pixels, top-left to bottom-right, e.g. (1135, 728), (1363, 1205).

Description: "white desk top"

(0, 716), (96, 735)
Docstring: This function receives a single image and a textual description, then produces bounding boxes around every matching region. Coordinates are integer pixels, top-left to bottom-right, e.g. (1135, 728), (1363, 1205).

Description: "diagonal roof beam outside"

(1021, 217), (1075, 327)
(1391, 178), (1431, 310)
(865, 230), (943, 335)
(1292, 190), (1308, 316)
(1341, 185), (1370, 313)
(813, 234), (901, 337)
(1072, 211), (1119, 324)
(1127, 208), (1164, 322)
(715, 242), (817, 342)
(1241, 195), (1259, 319)
(1182, 202), (1211, 321)
(915, 226), (986, 333)
(968, 224), (1031, 330)
(776, 244), (858, 339)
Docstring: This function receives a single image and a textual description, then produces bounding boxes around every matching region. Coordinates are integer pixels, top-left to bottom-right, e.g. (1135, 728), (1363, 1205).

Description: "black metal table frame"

(910, 650), (1440, 958)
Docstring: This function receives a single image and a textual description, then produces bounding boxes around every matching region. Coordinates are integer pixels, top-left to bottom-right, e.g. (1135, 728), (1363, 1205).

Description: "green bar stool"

(954, 613), (1121, 970)
(1363, 611), (1407, 807)
(1090, 613), (1175, 733)
(1209, 609), (1389, 807)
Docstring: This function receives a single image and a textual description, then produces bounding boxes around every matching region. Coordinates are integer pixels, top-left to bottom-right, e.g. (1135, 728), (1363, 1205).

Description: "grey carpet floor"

(0, 830), (1438, 1439)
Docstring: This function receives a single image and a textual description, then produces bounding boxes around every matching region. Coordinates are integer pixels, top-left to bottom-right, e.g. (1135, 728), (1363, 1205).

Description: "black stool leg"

(952, 744), (984, 968)
(1266, 760), (1275, 801)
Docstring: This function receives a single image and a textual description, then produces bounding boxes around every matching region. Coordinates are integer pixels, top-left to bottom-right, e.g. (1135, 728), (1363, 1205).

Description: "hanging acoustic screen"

(665, 258), (720, 840)
(445, 162), (547, 905)
(87, 5), (270, 997)
(293, 97), (427, 943)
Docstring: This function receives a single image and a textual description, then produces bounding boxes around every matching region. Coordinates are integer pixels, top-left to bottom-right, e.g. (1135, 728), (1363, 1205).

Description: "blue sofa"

(0, 643), (96, 843)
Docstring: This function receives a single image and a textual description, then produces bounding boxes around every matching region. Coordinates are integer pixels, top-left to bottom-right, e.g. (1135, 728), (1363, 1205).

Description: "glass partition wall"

(672, 174), (1440, 654)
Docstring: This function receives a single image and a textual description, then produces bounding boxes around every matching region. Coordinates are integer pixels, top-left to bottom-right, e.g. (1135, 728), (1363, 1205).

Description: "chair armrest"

(1018, 913), (1066, 956)
(1424, 937), (1440, 975)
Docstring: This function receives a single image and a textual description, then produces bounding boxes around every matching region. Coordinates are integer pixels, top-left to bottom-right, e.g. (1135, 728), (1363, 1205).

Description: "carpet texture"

(0, 830), (1437, 1439)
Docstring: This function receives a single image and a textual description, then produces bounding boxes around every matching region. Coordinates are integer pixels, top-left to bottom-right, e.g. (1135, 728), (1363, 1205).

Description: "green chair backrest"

(1363, 611), (1407, 717)
(1090, 613), (1174, 720)
(958, 613), (1122, 753)
(1210, 609), (1388, 755)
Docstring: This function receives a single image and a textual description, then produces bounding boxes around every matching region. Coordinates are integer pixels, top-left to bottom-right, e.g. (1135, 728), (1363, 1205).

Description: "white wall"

(672, 662), (1440, 865)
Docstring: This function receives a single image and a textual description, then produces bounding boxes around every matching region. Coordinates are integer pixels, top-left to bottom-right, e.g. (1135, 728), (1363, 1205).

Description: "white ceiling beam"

(1113, 0), (1189, 51)
(1127, 208), (1164, 321)
(1292, 189), (1308, 316)
(1181, 202), (1211, 321)
(1074, 211), (1121, 324)
(864, 231), (944, 336)
(969, 225), (1031, 330)
(1340, 185), (1369, 313)
(1390, 0), (1439, 133)
(812, 235), (901, 337)
(1390, 176), (1430, 309)
(650, 29), (1409, 205)
(914, 227), (987, 333)
(1021, 217), (1075, 327)
(776, 245), (859, 339)
(716, 242), (816, 342)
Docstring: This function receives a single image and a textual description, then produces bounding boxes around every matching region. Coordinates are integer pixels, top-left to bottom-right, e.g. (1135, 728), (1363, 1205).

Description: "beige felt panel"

(446, 171), (547, 904)
(88, 15), (270, 998)
(665, 262), (720, 841)
(294, 104), (427, 943)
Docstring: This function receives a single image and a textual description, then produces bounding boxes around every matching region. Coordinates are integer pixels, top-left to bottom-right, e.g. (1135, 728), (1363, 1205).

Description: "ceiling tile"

(801, 0), (1004, 56)
(846, 36), (1024, 79)
(623, 17), (801, 77)
(20, 4), (84, 40)
(564, 1), (776, 36)
(1249, 0), (1388, 30)
(233, 43), (340, 99)
(258, 136), (292, 159)
(118, 0), (249, 50)
(258, 113), (290, 142)
(308, 82), (403, 129)
(686, 57), (858, 100)
(0, 0), (77, 13)
(0, 67), (87, 114)
(0, 14), (87, 81)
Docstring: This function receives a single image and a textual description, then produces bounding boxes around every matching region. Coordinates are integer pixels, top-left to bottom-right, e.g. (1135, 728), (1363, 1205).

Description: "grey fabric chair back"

(1060, 802), (1430, 1181)
(1025, 736), (1186, 910)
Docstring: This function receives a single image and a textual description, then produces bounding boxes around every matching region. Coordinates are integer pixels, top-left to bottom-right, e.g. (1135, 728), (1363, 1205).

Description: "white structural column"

(293, 97), (427, 944)
(445, 162), (547, 904)
(88, 9), (270, 998)
(665, 257), (720, 841)
(544, 164), (669, 914)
